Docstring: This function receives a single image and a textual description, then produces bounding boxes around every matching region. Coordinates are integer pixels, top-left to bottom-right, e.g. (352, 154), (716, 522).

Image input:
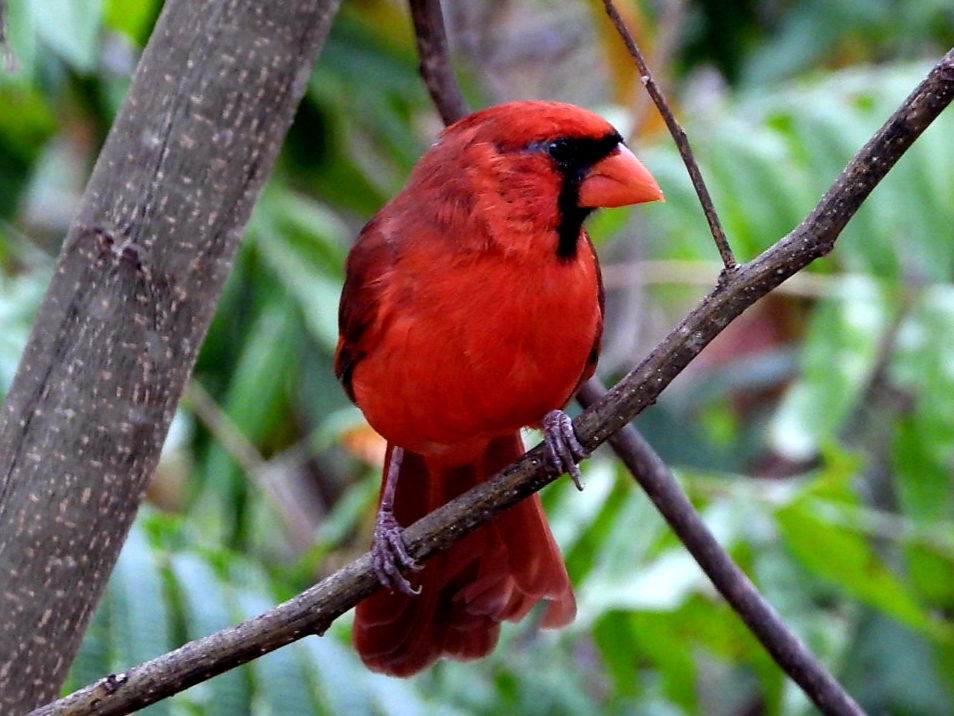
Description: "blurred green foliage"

(2, 0), (954, 714)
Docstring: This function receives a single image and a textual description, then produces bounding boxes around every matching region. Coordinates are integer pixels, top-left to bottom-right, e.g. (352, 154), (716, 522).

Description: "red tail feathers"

(352, 434), (576, 677)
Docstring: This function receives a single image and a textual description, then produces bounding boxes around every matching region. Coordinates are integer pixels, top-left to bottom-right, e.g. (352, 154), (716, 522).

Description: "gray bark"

(0, 0), (341, 711)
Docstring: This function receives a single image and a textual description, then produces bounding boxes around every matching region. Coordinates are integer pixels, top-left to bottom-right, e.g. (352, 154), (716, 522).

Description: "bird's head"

(407, 101), (663, 257)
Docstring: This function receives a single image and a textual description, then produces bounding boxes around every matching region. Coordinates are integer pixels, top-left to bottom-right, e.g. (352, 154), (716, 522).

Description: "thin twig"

(601, 0), (734, 270)
(31, 43), (954, 716)
(576, 380), (866, 716)
(408, 0), (469, 124)
(626, 0), (686, 137)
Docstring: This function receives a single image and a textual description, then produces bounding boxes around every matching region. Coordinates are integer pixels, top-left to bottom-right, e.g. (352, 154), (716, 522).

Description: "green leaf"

(107, 527), (172, 715)
(65, 523), (172, 715)
(906, 541), (954, 609)
(591, 612), (643, 701)
(168, 554), (252, 716)
(33, 0), (104, 72)
(234, 590), (319, 716)
(573, 473), (674, 624)
(0, 269), (48, 396)
(103, 0), (158, 44)
(704, 115), (807, 258)
(2, 0), (38, 78)
(193, 294), (298, 545)
(891, 286), (954, 524)
(301, 635), (382, 716)
(769, 275), (892, 460)
(893, 417), (954, 525)
(109, 527), (171, 663)
(840, 615), (954, 715)
(776, 467), (948, 639)
(545, 459), (617, 557)
(250, 189), (348, 352)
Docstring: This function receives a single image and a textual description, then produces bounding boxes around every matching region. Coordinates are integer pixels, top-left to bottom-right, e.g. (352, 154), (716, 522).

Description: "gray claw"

(372, 510), (421, 595)
(542, 410), (589, 491)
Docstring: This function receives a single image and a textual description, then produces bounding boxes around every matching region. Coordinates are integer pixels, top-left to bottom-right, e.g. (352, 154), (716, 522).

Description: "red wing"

(335, 217), (394, 401)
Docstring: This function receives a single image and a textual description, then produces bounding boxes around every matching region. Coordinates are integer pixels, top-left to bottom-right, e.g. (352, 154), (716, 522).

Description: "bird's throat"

(556, 204), (591, 259)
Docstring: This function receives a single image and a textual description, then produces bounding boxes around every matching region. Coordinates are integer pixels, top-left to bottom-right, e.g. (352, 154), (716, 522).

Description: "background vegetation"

(2, 0), (954, 714)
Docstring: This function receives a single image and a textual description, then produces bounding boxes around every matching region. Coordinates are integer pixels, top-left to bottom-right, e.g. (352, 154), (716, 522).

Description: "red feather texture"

(336, 101), (662, 676)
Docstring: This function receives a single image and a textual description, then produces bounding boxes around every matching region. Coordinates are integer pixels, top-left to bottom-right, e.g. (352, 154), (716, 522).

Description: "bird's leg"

(372, 446), (422, 595)
(541, 410), (589, 491)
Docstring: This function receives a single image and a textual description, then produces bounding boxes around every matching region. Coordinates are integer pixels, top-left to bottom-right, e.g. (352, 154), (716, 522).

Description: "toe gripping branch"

(371, 446), (422, 595)
(542, 409), (590, 491)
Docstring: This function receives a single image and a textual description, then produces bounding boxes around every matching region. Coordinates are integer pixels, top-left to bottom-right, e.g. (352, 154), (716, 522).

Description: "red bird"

(336, 101), (663, 676)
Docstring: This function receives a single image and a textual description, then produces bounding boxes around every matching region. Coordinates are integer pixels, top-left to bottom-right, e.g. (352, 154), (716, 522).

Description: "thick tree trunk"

(0, 0), (341, 710)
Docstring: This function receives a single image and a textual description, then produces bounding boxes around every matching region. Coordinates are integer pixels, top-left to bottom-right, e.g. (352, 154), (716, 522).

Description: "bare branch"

(32, 47), (954, 716)
(601, 0), (735, 269)
(408, 0), (469, 124)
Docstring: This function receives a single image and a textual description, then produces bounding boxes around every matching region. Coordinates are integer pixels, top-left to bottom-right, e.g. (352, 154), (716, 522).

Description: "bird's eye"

(546, 138), (578, 165)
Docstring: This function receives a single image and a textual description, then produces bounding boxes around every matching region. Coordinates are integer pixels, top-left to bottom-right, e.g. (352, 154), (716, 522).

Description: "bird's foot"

(371, 507), (422, 596)
(541, 409), (589, 491)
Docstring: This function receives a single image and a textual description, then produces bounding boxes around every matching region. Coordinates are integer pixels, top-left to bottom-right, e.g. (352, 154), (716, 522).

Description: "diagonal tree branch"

(32, 44), (954, 716)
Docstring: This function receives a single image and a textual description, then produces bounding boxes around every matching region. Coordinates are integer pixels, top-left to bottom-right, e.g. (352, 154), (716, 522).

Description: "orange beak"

(578, 143), (664, 208)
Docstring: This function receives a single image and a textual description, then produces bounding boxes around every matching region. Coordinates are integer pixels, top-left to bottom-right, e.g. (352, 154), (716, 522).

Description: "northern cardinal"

(336, 101), (662, 676)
